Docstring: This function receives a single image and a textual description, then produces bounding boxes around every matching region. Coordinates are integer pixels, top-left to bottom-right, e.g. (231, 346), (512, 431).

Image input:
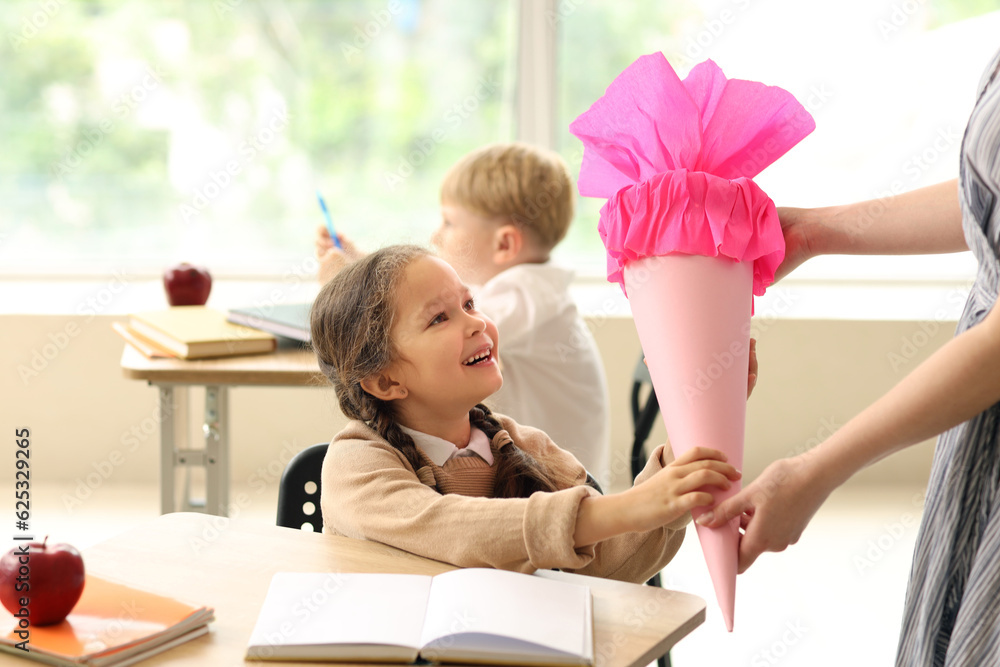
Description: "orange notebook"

(0, 574), (214, 666)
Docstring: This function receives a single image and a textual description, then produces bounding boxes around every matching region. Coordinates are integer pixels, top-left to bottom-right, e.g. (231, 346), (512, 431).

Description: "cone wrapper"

(625, 254), (751, 632)
(568, 53), (815, 299)
(569, 53), (815, 630)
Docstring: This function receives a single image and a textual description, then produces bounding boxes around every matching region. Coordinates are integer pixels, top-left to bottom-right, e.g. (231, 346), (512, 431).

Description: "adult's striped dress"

(896, 46), (1000, 667)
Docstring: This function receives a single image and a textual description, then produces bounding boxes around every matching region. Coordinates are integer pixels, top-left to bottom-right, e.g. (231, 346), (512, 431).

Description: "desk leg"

(203, 385), (230, 516)
(158, 384), (229, 516)
(158, 385), (189, 514)
(158, 386), (174, 514)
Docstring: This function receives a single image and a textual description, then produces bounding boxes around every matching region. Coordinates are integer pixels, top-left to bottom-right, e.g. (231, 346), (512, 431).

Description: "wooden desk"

(121, 345), (326, 515)
(81, 513), (706, 667)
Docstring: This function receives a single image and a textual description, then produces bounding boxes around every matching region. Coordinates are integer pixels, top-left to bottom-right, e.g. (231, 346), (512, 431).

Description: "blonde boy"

(317, 143), (611, 483)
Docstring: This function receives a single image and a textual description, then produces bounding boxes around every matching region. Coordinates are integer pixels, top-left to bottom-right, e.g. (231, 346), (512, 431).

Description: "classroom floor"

(32, 481), (924, 667)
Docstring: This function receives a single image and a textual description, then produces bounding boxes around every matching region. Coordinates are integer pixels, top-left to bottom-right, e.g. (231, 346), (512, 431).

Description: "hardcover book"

(128, 306), (276, 359)
(226, 302), (312, 343)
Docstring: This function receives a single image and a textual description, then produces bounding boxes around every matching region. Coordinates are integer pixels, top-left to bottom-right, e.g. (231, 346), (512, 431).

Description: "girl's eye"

(429, 312), (446, 326)
(464, 298), (475, 311)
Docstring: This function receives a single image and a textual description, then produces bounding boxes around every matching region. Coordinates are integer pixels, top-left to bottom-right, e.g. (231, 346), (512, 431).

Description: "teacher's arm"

(700, 299), (1000, 573)
(776, 179), (966, 281)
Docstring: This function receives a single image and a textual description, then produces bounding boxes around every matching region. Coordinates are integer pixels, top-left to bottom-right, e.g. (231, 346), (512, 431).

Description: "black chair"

(630, 355), (671, 667)
(276, 442), (328, 532)
(631, 356), (661, 481)
(584, 471), (603, 494)
(276, 442), (605, 531)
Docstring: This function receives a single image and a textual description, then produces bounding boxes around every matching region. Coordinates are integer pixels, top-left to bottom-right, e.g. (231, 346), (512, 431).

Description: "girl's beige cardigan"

(321, 414), (688, 584)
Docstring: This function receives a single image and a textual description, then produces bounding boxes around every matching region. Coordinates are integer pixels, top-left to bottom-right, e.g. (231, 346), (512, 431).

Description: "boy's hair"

(439, 142), (574, 251)
(310, 244), (566, 499)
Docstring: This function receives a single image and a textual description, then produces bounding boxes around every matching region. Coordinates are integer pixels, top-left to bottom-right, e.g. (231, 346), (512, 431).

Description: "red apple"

(0, 538), (85, 626)
(163, 262), (212, 306)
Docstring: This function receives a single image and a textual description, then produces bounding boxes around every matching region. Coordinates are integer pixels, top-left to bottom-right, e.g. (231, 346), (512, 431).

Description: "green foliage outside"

(1, 0), (511, 273)
(0, 0), (993, 275)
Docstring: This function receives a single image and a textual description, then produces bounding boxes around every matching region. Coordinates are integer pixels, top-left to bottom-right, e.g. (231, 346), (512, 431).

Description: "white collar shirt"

(398, 425), (494, 466)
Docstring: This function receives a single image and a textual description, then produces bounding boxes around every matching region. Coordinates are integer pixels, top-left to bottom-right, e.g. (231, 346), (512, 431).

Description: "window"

(2, 0), (514, 276)
(553, 0), (996, 281)
(2, 0), (996, 282)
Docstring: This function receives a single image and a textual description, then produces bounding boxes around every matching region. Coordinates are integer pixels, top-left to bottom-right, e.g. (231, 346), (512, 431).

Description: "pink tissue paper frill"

(598, 169), (783, 297)
(569, 53), (815, 296)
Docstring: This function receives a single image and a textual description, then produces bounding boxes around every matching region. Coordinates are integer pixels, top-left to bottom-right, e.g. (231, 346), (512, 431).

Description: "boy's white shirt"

(474, 263), (611, 485)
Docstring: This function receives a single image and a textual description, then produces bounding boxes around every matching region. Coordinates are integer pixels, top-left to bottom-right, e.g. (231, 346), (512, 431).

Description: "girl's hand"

(747, 338), (758, 398)
(696, 453), (832, 573)
(625, 447), (741, 533)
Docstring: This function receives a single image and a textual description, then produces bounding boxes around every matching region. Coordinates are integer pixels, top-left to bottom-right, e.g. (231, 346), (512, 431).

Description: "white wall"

(2, 311), (945, 503)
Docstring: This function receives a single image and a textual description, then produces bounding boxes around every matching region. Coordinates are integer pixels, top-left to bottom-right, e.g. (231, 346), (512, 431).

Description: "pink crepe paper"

(569, 53), (815, 296)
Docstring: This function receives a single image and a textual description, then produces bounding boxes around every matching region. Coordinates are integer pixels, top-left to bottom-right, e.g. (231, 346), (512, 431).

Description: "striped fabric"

(896, 47), (1000, 666)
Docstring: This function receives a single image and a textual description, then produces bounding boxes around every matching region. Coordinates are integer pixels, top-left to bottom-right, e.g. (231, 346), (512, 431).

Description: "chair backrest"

(275, 441), (605, 531)
(630, 355), (661, 481)
(584, 471), (603, 495)
(276, 443), (328, 532)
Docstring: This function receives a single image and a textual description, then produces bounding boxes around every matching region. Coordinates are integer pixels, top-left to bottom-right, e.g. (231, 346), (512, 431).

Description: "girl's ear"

(359, 371), (408, 401)
(492, 223), (523, 264)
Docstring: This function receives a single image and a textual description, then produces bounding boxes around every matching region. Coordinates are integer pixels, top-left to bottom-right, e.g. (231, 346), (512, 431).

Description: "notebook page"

(247, 573), (431, 654)
(420, 568), (591, 661)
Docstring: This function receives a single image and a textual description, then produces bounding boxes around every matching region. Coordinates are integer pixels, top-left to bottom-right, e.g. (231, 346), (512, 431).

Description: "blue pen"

(316, 190), (342, 249)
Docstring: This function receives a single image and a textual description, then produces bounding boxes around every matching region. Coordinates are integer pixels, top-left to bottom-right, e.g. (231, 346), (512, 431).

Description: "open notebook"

(246, 568), (593, 665)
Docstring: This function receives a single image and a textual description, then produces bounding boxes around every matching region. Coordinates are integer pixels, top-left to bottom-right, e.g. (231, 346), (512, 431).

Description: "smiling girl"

(310, 244), (741, 582)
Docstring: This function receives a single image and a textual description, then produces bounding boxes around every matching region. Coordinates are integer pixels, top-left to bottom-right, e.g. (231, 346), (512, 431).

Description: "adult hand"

(574, 447), (740, 547)
(696, 453), (833, 573)
(316, 225), (365, 283)
(774, 207), (820, 282)
(627, 447), (742, 533)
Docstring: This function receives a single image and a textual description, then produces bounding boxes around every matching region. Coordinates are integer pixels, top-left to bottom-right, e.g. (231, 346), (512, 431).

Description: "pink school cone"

(569, 52), (816, 631)
(624, 253), (752, 633)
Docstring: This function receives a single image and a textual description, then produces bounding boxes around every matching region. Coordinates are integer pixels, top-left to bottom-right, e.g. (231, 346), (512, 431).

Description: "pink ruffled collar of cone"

(570, 54), (815, 296)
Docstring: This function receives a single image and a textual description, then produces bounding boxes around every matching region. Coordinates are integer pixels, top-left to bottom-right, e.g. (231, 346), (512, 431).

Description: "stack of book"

(0, 574), (214, 666)
(225, 302), (313, 344)
(114, 306), (277, 360)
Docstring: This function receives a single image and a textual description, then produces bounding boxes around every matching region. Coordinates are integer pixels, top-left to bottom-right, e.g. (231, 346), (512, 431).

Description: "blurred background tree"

(0, 0), (513, 274)
(0, 0), (995, 279)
